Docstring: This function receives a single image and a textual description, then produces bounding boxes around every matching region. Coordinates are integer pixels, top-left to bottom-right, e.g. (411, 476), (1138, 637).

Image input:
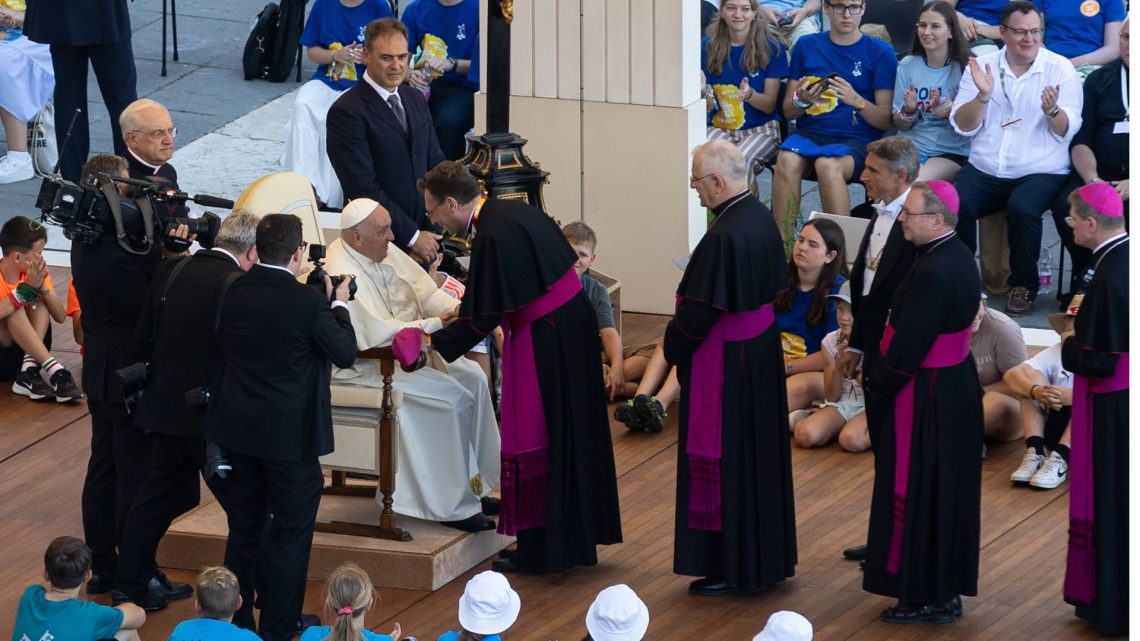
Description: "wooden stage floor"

(0, 286), (1120, 640)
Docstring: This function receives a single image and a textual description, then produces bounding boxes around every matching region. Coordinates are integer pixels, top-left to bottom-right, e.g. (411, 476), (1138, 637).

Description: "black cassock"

(664, 193), (796, 588)
(1061, 235), (1128, 635)
(863, 232), (983, 604)
(432, 198), (622, 573)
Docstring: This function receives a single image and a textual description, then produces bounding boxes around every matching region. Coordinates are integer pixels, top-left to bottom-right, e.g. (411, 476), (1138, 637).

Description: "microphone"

(192, 194), (236, 210)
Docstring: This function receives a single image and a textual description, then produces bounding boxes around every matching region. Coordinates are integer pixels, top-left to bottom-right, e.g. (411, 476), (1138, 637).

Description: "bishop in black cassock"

(423, 161), (622, 575)
(1059, 182), (1128, 635)
(667, 142), (796, 595)
(863, 181), (983, 624)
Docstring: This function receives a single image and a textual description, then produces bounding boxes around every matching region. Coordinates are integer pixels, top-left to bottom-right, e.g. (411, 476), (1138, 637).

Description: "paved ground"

(0, 0), (1064, 328)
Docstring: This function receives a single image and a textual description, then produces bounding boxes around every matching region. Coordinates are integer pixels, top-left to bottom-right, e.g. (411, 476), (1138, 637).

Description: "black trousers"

(81, 399), (150, 575)
(114, 433), (224, 600)
(428, 76), (475, 161)
(49, 40), (138, 181)
(220, 450), (324, 641)
(954, 163), (1067, 295)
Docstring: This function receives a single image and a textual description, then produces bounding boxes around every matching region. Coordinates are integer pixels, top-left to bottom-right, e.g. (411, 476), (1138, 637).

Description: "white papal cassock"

(325, 238), (500, 522)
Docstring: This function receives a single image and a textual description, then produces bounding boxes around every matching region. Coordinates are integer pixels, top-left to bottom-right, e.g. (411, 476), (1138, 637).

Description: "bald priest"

(325, 198), (501, 532)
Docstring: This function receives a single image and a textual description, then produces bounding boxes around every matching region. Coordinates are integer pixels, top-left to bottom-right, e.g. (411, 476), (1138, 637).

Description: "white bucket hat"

(458, 571), (521, 635)
(753, 611), (813, 641)
(585, 584), (650, 641)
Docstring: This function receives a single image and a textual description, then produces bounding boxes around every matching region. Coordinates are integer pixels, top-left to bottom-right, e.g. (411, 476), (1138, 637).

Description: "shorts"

(921, 152), (969, 167)
(780, 130), (870, 182)
(823, 393), (866, 422)
(602, 342), (657, 365)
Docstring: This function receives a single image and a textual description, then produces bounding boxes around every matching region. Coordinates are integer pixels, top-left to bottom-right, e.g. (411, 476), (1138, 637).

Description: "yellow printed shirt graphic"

(417, 33), (449, 78)
(711, 84), (747, 130)
(801, 76), (839, 116)
(325, 43), (358, 82)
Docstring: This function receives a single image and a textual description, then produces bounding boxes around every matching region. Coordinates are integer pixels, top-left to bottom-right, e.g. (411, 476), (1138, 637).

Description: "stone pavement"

(0, 0), (1063, 329)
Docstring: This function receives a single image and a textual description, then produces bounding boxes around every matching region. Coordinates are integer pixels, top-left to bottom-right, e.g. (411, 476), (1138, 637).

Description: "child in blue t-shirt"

(300, 563), (399, 641)
(168, 567), (261, 641)
(1039, 0), (1126, 67)
(300, 0), (394, 91)
(12, 537), (145, 641)
(772, 1), (897, 232)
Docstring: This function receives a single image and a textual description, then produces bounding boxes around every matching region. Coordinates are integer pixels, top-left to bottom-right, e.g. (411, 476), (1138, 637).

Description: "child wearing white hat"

(583, 585), (649, 641)
(753, 611), (813, 641)
(437, 571), (521, 641)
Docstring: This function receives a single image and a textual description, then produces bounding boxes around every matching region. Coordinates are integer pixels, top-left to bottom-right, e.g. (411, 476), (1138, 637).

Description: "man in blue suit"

(327, 18), (447, 267)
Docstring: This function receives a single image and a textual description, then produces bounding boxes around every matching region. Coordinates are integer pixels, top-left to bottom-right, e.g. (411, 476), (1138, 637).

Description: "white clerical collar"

(1092, 232), (1128, 255)
(211, 247), (240, 266)
(259, 262), (295, 276)
(127, 148), (163, 174)
(363, 71), (399, 101)
(873, 187), (910, 219)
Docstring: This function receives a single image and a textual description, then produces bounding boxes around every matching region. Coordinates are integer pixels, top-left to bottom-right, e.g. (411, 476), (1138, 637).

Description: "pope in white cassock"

(326, 198), (501, 532)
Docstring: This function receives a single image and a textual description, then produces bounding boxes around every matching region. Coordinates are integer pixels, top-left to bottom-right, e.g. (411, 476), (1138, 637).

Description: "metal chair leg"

(171, 0), (179, 61)
(161, 0), (168, 76)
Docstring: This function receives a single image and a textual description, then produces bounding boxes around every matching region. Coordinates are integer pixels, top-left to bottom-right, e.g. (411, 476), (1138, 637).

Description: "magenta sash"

(496, 268), (582, 535)
(686, 302), (775, 531)
(879, 324), (972, 575)
(1064, 352), (1129, 604)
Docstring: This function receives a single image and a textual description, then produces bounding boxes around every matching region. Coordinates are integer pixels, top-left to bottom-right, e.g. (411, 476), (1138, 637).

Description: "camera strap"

(153, 256), (192, 339)
(214, 272), (242, 332)
(99, 178), (155, 256)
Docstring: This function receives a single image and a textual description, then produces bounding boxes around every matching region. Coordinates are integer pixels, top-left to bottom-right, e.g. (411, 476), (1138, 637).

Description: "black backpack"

(243, 2), (280, 80)
(243, 0), (306, 82)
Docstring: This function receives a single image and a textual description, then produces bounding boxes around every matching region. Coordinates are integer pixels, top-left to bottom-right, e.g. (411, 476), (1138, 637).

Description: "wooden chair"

(315, 346), (426, 542)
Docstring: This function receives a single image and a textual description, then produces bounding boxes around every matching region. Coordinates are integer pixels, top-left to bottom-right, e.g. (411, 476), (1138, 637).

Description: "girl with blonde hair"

(300, 563), (402, 641)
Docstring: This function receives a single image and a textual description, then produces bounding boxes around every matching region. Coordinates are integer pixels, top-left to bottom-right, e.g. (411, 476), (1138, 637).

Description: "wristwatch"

(447, 56), (458, 72)
(1046, 105), (1062, 119)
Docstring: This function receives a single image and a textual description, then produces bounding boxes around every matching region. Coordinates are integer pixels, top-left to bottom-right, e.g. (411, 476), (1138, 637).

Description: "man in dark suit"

(837, 136), (919, 562)
(111, 211), (261, 614)
(205, 214), (357, 641)
(23, 0), (138, 182)
(327, 17), (447, 266)
(121, 99), (179, 185)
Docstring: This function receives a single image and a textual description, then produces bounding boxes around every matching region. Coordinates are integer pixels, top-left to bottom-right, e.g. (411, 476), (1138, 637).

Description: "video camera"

(305, 243), (358, 301)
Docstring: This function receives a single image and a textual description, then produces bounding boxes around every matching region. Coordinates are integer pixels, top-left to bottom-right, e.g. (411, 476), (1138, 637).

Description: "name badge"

(1113, 120), (1129, 134)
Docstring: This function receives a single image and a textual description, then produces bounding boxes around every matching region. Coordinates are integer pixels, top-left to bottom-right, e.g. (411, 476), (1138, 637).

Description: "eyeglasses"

(299, 241), (309, 251)
(828, 3), (865, 16)
(132, 127), (178, 140)
(899, 208), (942, 217)
(1001, 25), (1043, 39)
(426, 198), (449, 219)
(689, 173), (716, 184)
(1064, 215), (1093, 225)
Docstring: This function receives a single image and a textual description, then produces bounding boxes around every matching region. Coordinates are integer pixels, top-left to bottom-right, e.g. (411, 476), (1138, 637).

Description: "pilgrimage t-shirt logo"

(457, 23), (467, 40)
(1079, 0), (1101, 17)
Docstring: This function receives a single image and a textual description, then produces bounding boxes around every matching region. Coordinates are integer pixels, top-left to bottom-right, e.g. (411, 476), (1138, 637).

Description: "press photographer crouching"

(111, 211), (261, 614)
(204, 214), (357, 640)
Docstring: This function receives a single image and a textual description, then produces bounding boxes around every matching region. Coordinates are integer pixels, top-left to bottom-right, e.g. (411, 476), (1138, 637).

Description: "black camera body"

(305, 244), (357, 301)
(115, 361), (151, 414)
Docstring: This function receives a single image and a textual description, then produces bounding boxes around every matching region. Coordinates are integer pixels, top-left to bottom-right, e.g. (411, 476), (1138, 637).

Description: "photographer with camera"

(205, 213), (357, 641)
(110, 211), (260, 614)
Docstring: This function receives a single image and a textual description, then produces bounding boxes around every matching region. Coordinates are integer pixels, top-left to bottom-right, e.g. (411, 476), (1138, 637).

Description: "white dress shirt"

(862, 187), (909, 297)
(362, 72), (420, 249)
(950, 46), (1082, 178)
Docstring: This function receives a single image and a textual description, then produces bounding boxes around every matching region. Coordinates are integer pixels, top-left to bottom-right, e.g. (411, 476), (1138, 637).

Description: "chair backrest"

(808, 211), (870, 269)
(861, 0), (926, 58)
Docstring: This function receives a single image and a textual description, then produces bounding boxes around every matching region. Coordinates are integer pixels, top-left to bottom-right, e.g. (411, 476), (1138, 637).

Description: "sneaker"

(1030, 451), (1068, 489)
(1010, 448), (1045, 485)
(49, 369), (83, 403)
(1004, 286), (1035, 317)
(613, 401), (645, 431)
(12, 366), (54, 401)
(788, 409), (813, 432)
(0, 154), (34, 184)
(633, 394), (666, 433)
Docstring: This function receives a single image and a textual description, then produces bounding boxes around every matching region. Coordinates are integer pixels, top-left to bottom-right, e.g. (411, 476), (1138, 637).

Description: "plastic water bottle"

(1038, 248), (1054, 296)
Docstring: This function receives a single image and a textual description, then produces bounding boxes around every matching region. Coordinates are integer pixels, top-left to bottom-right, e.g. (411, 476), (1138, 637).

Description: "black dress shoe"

(151, 569), (193, 600)
(297, 613), (321, 633)
(881, 601), (955, 625)
(441, 514), (496, 532)
(112, 587), (169, 612)
(688, 576), (758, 596)
(481, 496), (501, 516)
(86, 572), (114, 595)
(491, 558), (542, 575)
(842, 544), (867, 561)
(948, 595), (963, 617)
(859, 559), (865, 571)
(498, 547), (516, 560)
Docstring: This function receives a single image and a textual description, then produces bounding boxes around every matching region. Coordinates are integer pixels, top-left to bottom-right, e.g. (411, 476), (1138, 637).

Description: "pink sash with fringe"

(879, 324), (972, 575)
(1064, 353), (1129, 604)
(686, 302), (775, 531)
(496, 269), (582, 535)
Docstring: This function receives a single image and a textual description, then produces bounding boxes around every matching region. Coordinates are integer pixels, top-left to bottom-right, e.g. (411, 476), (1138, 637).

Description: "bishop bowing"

(326, 198), (501, 532)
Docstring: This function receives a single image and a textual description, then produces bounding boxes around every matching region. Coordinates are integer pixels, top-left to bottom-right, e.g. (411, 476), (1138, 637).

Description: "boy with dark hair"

(168, 567), (260, 641)
(12, 536), (145, 641)
(0, 216), (83, 401)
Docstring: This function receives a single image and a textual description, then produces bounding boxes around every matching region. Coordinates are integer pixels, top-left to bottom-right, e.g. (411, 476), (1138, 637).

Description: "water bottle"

(1038, 248), (1054, 296)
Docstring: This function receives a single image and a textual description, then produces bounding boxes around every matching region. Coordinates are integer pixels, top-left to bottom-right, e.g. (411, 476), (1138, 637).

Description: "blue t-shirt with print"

(955, 0), (1007, 26)
(776, 274), (845, 355)
(1040, 0), (1126, 59)
(702, 37), (789, 129)
(169, 617), (262, 641)
(438, 633), (502, 641)
(402, 0), (480, 90)
(12, 585), (124, 641)
(892, 55), (971, 158)
(300, 0), (393, 91)
(760, 0), (810, 14)
(789, 32), (897, 143)
(300, 626), (394, 641)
